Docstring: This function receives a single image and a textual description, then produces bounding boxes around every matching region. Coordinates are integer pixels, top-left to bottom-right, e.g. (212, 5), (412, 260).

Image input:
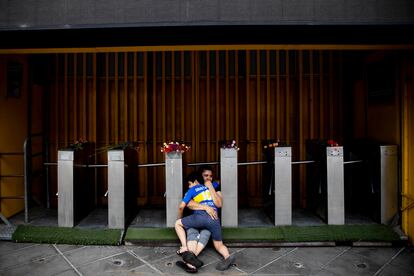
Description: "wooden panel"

(48, 49), (344, 208)
(402, 60), (414, 243)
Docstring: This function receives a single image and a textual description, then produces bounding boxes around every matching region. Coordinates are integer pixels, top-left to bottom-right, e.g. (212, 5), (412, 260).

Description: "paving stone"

(129, 264), (163, 275)
(350, 246), (404, 264)
(129, 246), (177, 263)
(229, 247), (293, 273)
(311, 268), (340, 276)
(0, 254), (72, 276)
(252, 255), (314, 275)
(323, 250), (383, 275)
(64, 245), (125, 267)
(55, 244), (86, 254)
(147, 254), (186, 274)
(0, 241), (36, 256)
(78, 252), (144, 275)
(54, 269), (80, 276)
(0, 244), (58, 270)
(377, 262), (414, 276)
(284, 246), (348, 268)
(388, 247), (414, 272)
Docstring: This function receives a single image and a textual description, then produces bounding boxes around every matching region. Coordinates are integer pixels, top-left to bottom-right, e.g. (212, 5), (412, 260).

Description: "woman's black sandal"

(176, 261), (197, 273)
(182, 251), (204, 268)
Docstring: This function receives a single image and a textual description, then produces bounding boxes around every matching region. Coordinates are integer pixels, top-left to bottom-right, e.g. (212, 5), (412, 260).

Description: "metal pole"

(23, 138), (29, 223)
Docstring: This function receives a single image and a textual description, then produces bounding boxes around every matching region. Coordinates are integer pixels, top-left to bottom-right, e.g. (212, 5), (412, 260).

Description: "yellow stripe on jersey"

(193, 190), (212, 203)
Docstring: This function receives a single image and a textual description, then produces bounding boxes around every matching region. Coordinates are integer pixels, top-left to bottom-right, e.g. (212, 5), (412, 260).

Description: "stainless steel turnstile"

(108, 149), (138, 229)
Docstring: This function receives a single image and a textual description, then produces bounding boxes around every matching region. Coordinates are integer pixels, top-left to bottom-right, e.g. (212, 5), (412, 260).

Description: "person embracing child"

(175, 171), (235, 272)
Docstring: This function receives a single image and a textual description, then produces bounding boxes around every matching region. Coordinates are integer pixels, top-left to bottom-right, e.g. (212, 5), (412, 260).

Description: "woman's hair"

(198, 165), (213, 174)
(186, 171), (203, 184)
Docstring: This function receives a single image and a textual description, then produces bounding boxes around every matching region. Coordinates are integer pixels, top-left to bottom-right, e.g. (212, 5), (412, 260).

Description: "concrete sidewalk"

(0, 241), (413, 275)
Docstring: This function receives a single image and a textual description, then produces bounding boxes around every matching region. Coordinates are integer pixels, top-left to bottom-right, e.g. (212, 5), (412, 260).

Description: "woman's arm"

(205, 181), (222, 208)
(187, 200), (218, 220)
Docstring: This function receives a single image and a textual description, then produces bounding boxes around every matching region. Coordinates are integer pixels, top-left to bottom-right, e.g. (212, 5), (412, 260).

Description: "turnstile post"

(165, 152), (183, 227)
(274, 147), (292, 225)
(108, 150), (126, 229)
(326, 146), (345, 225)
(58, 150), (75, 227)
(380, 145), (398, 224)
(220, 148), (238, 227)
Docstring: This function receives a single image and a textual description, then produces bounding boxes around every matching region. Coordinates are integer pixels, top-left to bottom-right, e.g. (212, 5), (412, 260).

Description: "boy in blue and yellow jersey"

(182, 166), (221, 258)
(175, 171), (235, 271)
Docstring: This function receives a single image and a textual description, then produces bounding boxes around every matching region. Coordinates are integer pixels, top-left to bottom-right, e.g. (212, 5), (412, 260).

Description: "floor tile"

(285, 246), (348, 269)
(229, 247), (293, 273)
(349, 246), (403, 264)
(128, 246), (177, 263)
(0, 241), (36, 256)
(64, 245), (125, 267)
(323, 250), (383, 275)
(0, 244), (58, 270)
(78, 252), (144, 275)
(0, 254), (71, 276)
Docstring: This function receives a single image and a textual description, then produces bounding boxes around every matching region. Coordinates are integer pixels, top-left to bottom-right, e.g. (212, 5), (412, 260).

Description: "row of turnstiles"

(57, 140), (398, 229)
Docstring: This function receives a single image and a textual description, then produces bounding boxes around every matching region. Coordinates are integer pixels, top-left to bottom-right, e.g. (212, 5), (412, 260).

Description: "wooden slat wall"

(49, 50), (343, 207)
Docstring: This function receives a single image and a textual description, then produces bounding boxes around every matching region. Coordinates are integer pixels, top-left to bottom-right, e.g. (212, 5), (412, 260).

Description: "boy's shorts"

(181, 212), (222, 241)
(186, 228), (211, 246)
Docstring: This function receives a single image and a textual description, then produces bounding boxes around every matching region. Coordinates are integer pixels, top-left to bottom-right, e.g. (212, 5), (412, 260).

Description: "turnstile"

(107, 148), (138, 229)
(58, 143), (95, 227)
(306, 139), (329, 222)
(345, 140), (398, 224)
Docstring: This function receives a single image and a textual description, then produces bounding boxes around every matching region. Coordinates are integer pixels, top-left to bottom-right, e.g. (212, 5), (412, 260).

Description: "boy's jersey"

(182, 182), (220, 214)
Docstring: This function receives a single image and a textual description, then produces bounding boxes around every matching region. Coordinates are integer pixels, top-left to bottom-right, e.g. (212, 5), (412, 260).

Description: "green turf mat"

(12, 225), (122, 245)
(125, 227), (177, 241)
(125, 225), (400, 243)
(222, 227), (284, 241)
(327, 225), (400, 242)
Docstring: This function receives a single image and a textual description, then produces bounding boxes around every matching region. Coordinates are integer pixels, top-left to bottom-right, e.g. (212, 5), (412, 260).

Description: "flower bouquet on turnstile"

(161, 142), (190, 153)
(220, 140), (240, 150)
(68, 139), (89, 151)
(327, 139), (339, 147)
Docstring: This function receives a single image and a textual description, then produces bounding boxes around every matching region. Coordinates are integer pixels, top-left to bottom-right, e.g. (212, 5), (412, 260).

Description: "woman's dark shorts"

(181, 212), (222, 241)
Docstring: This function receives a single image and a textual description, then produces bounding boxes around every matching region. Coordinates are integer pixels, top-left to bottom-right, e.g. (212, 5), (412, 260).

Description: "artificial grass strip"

(222, 227), (283, 241)
(125, 225), (400, 243)
(12, 225), (122, 245)
(328, 225), (400, 242)
(125, 227), (177, 241)
(280, 225), (333, 242)
(281, 225), (399, 242)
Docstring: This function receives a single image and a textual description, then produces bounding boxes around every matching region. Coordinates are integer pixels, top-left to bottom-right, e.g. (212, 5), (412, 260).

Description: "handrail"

(0, 151), (25, 225)
(24, 137), (29, 223)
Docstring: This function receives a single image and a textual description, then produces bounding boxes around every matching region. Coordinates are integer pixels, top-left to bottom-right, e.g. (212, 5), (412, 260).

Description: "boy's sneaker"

(215, 255), (235, 271)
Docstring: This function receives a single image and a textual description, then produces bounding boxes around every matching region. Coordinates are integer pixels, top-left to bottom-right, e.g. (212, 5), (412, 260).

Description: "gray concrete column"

(108, 150), (125, 229)
(326, 146), (345, 225)
(220, 148), (238, 227)
(58, 150), (74, 227)
(274, 147), (292, 225)
(165, 152), (183, 227)
(380, 145), (398, 224)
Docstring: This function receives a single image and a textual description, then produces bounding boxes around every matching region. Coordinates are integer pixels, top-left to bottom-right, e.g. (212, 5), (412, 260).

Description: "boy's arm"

(177, 202), (186, 219)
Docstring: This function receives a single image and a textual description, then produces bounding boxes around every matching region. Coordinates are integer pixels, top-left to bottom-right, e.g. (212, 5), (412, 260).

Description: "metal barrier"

(0, 152), (24, 225)
(0, 134), (43, 225)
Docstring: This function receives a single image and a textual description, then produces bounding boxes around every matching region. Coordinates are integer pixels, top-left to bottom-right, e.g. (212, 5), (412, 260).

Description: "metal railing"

(0, 152), (24, 225)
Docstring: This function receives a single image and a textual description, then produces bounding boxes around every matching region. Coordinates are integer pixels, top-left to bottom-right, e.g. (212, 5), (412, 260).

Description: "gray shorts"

(186, 228), (211, 246)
